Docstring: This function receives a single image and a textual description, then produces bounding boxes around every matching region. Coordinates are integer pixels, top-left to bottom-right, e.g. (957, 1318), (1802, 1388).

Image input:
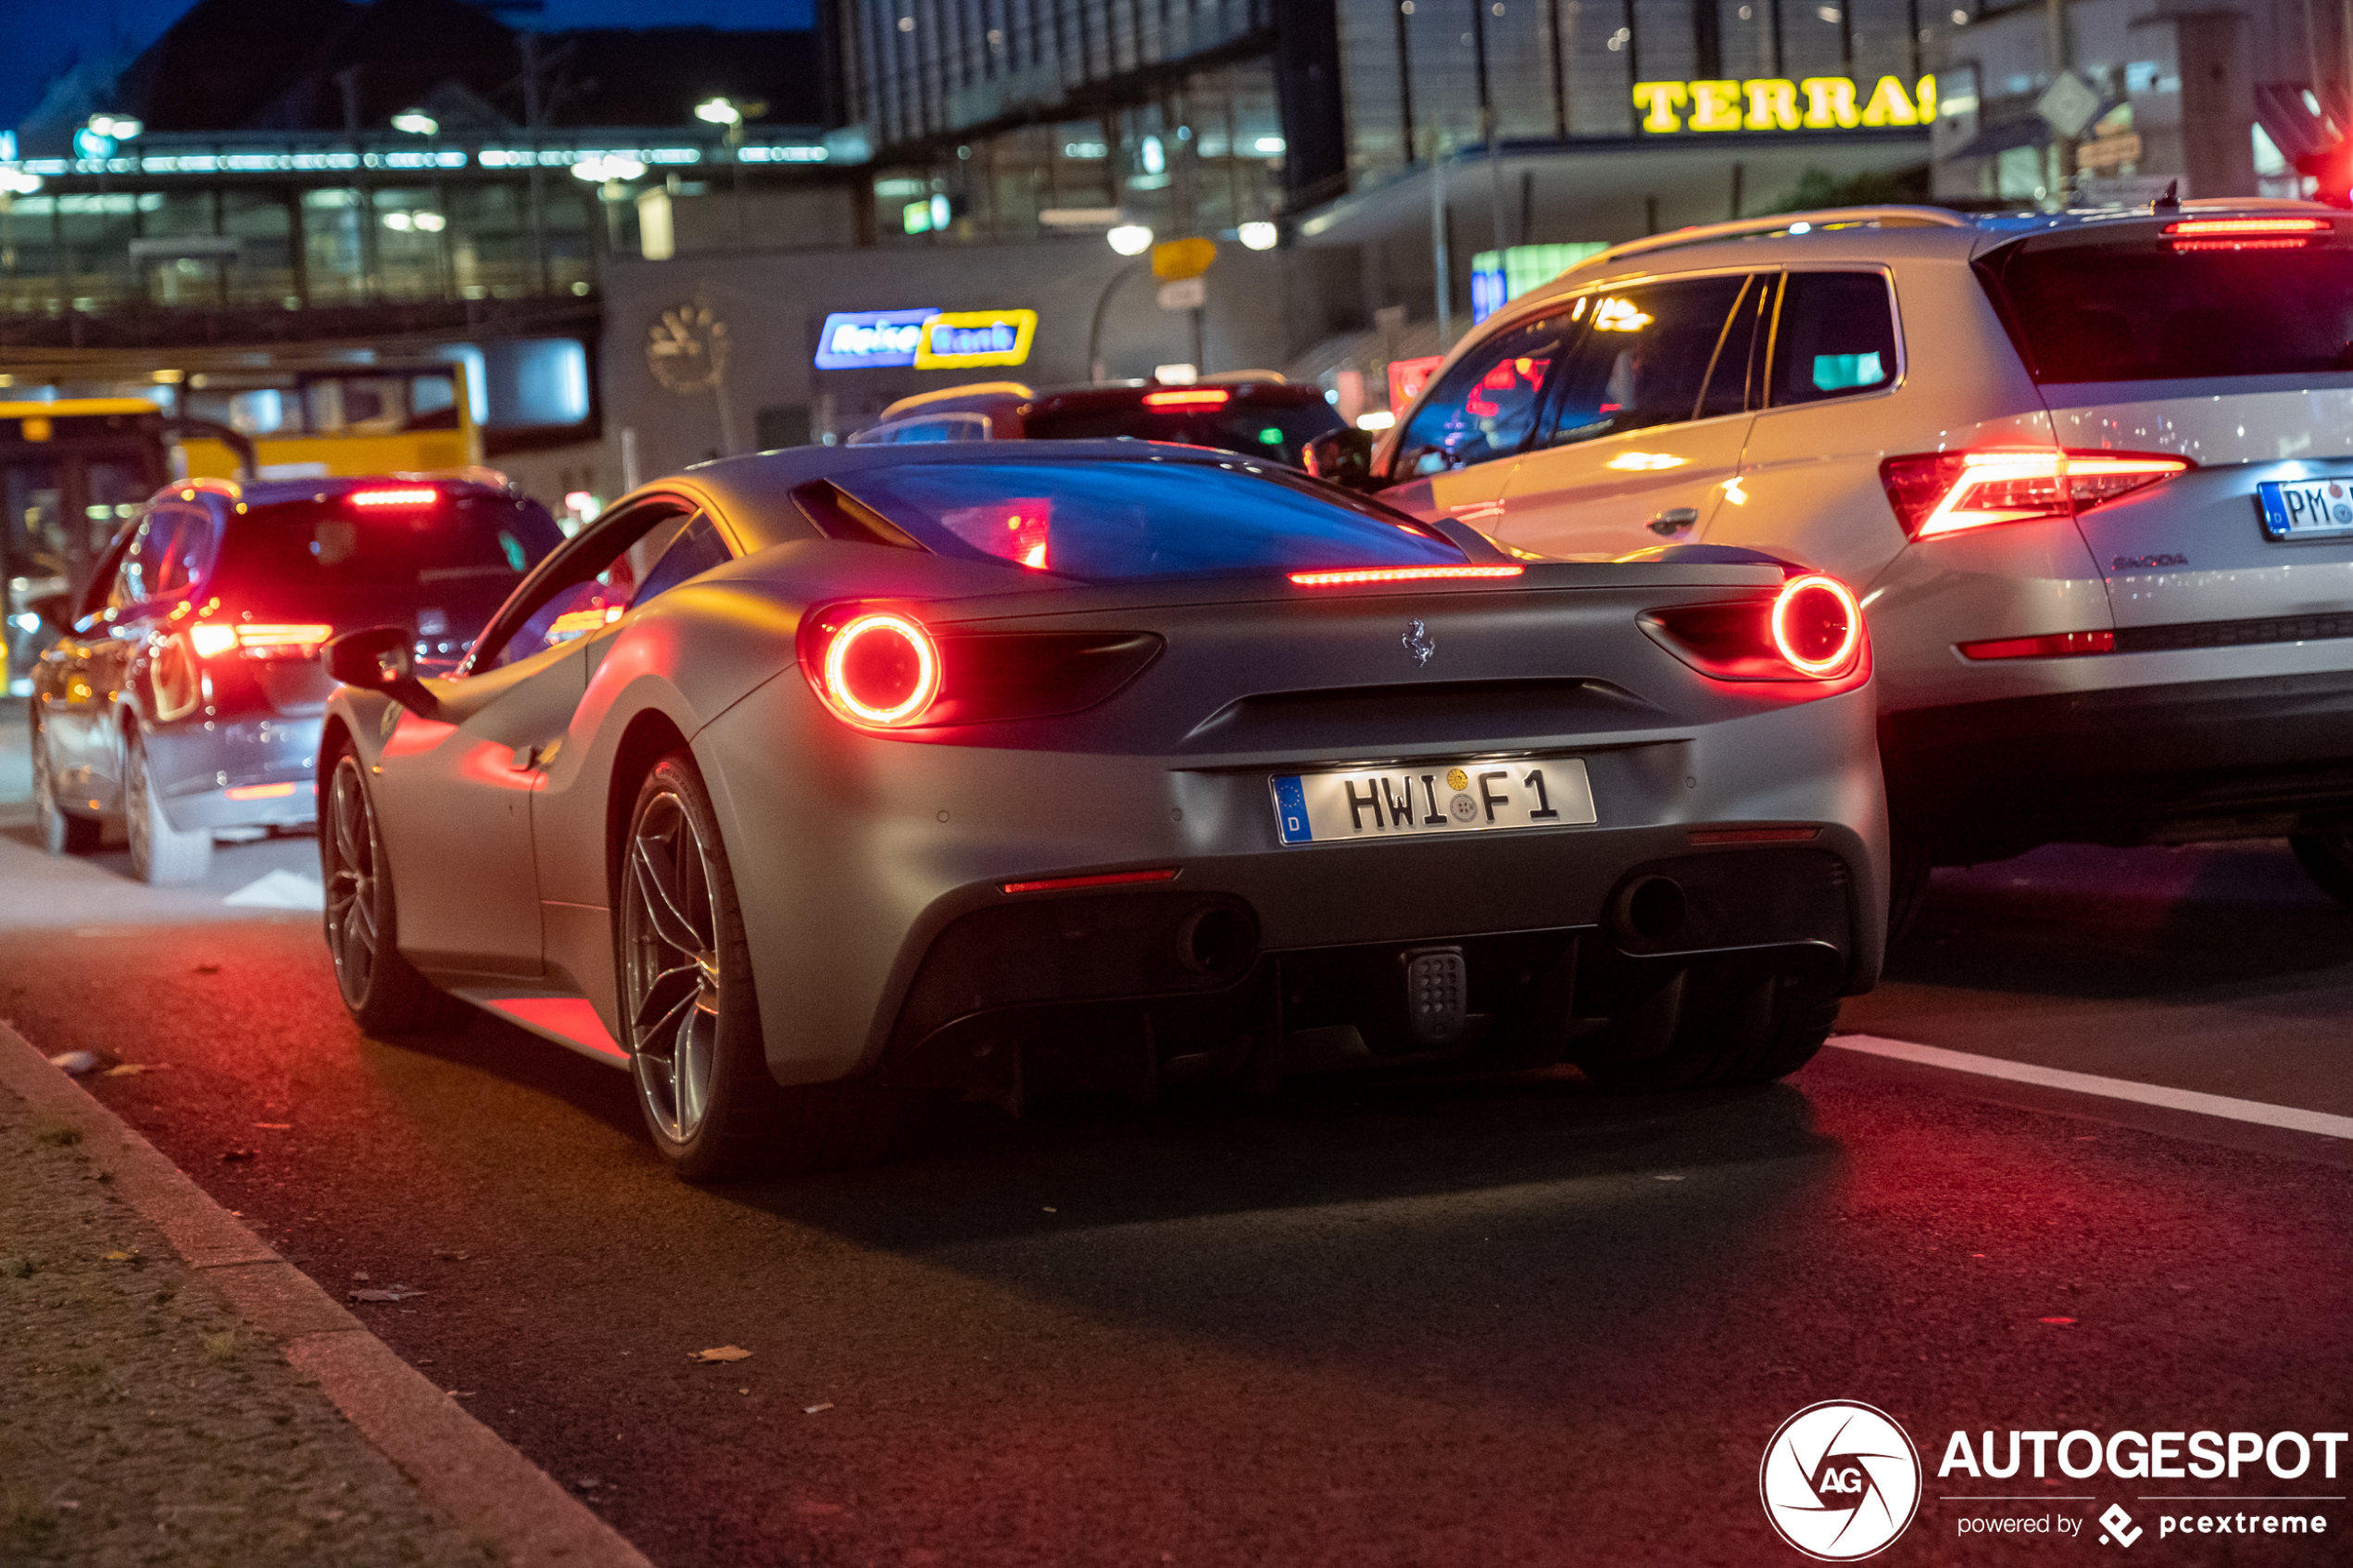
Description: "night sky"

(1, 0), (816, 130)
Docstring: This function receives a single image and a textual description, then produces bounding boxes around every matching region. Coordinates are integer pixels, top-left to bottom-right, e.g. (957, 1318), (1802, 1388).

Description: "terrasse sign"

(1631, 76), (1935, 133)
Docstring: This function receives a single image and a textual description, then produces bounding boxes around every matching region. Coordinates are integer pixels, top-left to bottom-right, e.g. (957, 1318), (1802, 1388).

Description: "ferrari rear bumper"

(695, 672), (1885, 1086)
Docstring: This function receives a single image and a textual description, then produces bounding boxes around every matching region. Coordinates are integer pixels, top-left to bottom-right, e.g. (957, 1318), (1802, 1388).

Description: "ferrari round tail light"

(1642, 572), (1865, 682)
(189, 621), (335, 661)
(819, 611), (940, 726)
(1770, 574), (1861, 676)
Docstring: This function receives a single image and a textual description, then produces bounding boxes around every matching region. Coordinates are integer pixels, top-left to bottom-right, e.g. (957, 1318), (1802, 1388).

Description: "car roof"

(1508, 196), (2344, 305)
(153, 473), (520, 513)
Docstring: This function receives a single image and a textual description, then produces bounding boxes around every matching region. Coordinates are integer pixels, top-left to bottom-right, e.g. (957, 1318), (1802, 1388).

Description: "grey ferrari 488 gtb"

(319, 442), (1886, 1180)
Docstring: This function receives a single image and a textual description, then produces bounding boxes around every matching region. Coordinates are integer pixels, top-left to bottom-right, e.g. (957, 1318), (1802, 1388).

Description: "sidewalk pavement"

(0, 1017), (654, 1568)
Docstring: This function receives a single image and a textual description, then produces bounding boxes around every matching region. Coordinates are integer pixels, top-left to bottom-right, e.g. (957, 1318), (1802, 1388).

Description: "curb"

(0, 1017), (655, 1568)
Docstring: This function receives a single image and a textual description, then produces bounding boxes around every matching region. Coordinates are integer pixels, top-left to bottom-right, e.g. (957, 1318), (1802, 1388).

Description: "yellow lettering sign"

(1689, 80), (1745, 132)
(1745, 79), (1801, 130)
(1635, 77), (1932, 132)
(1859, 74), (1920, 126)
(1800, 77), (1861, 129)
(1632, 81), (1689, 132)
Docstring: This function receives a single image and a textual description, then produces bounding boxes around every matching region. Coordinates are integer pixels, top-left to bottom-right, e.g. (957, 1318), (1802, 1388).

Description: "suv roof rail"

(1565, 205), (1975, 275)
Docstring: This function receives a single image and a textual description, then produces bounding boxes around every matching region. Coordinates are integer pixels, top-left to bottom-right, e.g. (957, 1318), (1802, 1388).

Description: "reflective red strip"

(225, 782), (302, 800)
(1288, 565), (1525, 587)
(1689, 826), (1821, 846)
(1958, 630), (2116, 660)
(1000, 868), (1179, 895)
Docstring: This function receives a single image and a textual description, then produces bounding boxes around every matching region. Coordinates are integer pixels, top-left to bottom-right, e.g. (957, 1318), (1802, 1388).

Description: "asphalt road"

(2, 702), (2348, 1566)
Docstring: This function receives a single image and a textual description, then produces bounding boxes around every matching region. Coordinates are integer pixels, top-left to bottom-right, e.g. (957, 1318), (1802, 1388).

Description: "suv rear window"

(1021, 395), (1345, 465)
(1982, 232), (2353, 383)
(833, 458), (1465, 583)
(210, 490), (562, 614)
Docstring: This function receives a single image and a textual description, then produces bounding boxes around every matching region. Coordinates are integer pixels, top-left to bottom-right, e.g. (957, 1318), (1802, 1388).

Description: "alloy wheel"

(323, 756), (380, 1004)
(623, 788), (723, 1146)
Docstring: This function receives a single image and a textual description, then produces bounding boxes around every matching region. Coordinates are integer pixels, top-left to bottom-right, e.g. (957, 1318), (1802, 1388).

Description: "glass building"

(837, 0), (1949, 245)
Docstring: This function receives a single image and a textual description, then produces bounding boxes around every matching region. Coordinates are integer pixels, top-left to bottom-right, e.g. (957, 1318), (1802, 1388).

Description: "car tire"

(619, 749), (898, 1183)
(30, 709), (101, 856)
(1575, 969), (1841, 1092)
(321, 747), (448, 1034)
(2289, 827), (2353, 909)
(124, 728), (212, 884)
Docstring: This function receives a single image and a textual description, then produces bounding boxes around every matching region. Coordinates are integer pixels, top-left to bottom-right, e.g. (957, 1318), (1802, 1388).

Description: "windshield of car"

(1982, 232), (2353, 382)
(1020, 395), (1346, 465)
(208, 490), (564, 619)
(831, 458), (1466, 583)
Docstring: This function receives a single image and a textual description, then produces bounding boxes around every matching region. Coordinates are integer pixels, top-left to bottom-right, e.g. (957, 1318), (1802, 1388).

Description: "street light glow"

(1237, 221), (1278, 251)
(695, 97), (743, 126)
(572, 155), (647, 182)
(391, 109), (439, 135)
(1107, 223), (1154, 256)
(89, 113), (144, 140)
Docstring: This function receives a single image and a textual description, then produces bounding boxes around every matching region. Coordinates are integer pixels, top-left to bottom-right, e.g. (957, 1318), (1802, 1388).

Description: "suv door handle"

(1649, 508), (1700, 536)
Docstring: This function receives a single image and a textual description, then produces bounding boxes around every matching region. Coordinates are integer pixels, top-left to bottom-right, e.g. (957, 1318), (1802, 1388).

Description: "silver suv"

(1322, 200), (2353, 917)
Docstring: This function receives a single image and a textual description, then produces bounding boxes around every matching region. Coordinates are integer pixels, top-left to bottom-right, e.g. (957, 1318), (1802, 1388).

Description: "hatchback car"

(849, 375), (1346, 466)
(29, 474), (562, 883)
(1314, 198), (2353, 917)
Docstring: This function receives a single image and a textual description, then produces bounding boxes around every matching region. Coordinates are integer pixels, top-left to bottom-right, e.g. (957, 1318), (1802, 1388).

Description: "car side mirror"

(1302, 427), (1382, 491)
(26, 592), (74, 633)
(324, 626), (439, 719)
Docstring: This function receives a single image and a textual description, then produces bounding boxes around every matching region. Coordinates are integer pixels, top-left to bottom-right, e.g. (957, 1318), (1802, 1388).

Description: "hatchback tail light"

(189, 621), (335, 660)
(1881, 448), (2193, 540)
(1642, 573), (1864, 682)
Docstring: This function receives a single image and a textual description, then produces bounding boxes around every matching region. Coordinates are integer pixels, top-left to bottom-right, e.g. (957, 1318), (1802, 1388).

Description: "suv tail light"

(189, 621), (335, 660)
(1642, 573), (1864, 682)
(797, 602), (1163, 731)
(1881, 448), (2193, 540)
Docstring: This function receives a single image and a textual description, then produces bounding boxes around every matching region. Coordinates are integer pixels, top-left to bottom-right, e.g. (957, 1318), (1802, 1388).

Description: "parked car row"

(27, 195), (2343, 1180)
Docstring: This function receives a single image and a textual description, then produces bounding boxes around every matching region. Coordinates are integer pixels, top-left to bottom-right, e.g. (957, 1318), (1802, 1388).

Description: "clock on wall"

(647, 301), (730, 394)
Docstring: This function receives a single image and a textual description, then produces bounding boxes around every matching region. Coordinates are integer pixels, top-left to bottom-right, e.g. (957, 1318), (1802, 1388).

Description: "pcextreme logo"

(1761, 1400), (1925, 1561)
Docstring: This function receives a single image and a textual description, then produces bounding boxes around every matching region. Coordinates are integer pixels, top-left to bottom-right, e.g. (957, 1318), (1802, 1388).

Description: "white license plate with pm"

(1270, 759), (1595, 846)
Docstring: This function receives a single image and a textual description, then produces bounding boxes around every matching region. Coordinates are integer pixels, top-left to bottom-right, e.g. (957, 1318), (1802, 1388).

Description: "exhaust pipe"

(1612, 875), (1688, 946)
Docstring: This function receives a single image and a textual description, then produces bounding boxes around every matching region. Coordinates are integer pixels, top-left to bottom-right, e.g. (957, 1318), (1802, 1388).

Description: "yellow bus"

(174, 362), (484, 483)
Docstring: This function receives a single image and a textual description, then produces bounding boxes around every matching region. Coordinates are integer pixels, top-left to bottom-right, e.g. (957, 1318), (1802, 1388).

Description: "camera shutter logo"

(1759, 1400), (1922, 1560)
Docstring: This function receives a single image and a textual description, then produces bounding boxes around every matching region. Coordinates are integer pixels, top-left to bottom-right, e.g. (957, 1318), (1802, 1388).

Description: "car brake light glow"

(1769, 574), (1863, 676)
(2164, 218), (2329, 235)
(1288, 565), (1525, 587)
(1958, 629), (2117, 659)
(190, 621), (334, 659)
(1000, 868), (1180, 894)
(1880, 448), (2192, 539)
(350, 487), (440, 508)
(1141, 388), (1231, 408)
(821, 611), (940, 726)
(226, 782), (302, 800)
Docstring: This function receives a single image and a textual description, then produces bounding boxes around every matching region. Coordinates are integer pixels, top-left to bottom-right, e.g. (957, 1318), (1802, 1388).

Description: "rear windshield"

(1983, 234), (2353, 383)
(1022, 396), (1345, 465)
(832, 458), (1465, 583)
(210, 491), (563, 611)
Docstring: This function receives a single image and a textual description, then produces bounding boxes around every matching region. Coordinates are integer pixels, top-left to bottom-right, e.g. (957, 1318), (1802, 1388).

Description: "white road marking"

(1827, 1035), (2353, 1142)
(223, 869), (327, 910)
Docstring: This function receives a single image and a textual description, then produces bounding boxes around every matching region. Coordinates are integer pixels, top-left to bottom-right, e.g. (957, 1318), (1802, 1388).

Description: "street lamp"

(391, 109), (438, 136)
(87, 113), (143, 141)
(694, 97), (742, 128)
(571, 154), (647, 182)
(1237, 220), (1278, 251)
(1106, 223), (1153, 257)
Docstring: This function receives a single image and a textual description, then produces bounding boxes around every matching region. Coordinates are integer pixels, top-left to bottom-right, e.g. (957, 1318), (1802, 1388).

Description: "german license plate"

(2257, 478), (2353, 540)
(1270, 759), (1595, 846)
